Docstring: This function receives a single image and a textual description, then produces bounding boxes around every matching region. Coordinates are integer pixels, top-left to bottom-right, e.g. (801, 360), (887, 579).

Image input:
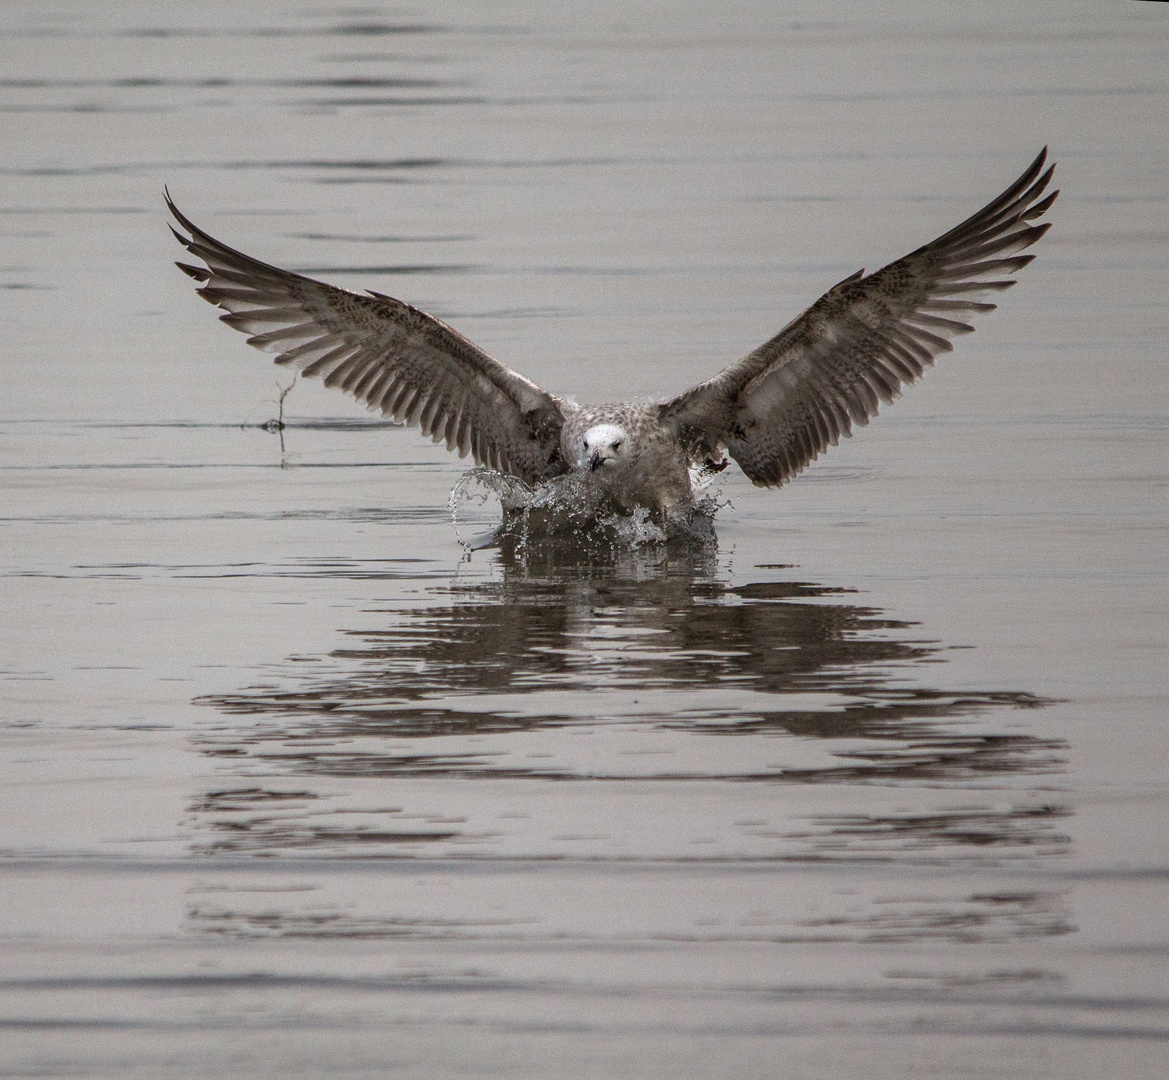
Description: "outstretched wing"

(658, 149), (1057, 486)
(167, 193), (571, 485)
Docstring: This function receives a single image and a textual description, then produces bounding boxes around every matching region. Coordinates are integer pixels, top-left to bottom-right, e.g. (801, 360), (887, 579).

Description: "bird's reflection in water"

(192, 532), (1068, 872)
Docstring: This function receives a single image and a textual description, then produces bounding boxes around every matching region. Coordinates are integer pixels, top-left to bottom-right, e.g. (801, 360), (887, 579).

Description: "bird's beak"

(587, 450), (603, 471)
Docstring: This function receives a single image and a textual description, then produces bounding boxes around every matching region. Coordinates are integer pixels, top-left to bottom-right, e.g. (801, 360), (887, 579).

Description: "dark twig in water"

(254, 374), (298, 461)
(275, 374), (297, 459)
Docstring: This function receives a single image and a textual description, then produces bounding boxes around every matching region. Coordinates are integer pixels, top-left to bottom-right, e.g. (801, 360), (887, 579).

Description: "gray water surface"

(2, 2), (1168, 1077)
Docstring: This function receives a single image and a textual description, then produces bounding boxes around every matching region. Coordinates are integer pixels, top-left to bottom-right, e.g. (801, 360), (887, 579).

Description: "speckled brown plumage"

(167, 148), (1056, 509)
(659, 149), (1057, 487)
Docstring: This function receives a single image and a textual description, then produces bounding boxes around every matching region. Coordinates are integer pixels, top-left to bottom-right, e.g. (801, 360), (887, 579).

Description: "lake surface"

(2, 2), (1167, 1076)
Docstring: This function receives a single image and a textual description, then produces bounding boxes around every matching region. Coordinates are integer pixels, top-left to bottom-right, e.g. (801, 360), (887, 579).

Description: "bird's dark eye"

(614, 439), (622, 449)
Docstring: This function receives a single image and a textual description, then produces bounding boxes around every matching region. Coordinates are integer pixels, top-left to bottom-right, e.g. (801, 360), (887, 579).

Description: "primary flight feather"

(168, 149), (1056, 514)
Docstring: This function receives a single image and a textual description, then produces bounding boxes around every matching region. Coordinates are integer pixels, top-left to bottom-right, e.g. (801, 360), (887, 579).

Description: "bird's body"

(167, 150), (1056, 520)
(560, 404), (695, 515)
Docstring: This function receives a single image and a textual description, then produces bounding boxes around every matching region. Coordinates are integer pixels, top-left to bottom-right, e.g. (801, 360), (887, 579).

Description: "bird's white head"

(579, 423), (630, 472)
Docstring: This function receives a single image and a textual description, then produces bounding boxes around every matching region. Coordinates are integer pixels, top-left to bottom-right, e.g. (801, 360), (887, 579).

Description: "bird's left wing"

(167, 193), (570, 485)
(657, 149), (1057, 487)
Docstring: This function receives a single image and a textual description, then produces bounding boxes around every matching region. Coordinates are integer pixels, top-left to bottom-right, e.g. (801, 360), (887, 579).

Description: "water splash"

(448, 468), (722, 555)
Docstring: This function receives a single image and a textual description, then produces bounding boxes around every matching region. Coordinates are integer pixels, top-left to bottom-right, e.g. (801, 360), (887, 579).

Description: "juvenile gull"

(167, 149), (1056, 515)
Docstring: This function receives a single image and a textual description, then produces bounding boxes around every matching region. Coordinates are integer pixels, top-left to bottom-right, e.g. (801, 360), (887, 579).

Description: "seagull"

(167, 149), (1056, 516)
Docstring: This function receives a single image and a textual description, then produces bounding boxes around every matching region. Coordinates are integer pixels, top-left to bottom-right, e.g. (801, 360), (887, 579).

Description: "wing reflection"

(190, 541), (1066, 872)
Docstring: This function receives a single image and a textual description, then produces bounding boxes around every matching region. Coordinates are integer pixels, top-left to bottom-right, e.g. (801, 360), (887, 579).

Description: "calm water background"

(2, 2), (1167, 1076)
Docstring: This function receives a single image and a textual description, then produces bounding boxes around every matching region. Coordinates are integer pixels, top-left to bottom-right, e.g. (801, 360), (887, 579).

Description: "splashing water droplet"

(449, 468), (724, 557)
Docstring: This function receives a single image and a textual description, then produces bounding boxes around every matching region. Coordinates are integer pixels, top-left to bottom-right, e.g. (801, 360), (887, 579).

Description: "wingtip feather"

(176, 261), (210, 282)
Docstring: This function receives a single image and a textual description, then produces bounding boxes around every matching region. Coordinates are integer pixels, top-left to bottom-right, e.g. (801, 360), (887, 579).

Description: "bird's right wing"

(658, 149), (1057, 486)
(167, 193), (571, 485)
